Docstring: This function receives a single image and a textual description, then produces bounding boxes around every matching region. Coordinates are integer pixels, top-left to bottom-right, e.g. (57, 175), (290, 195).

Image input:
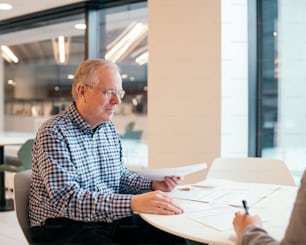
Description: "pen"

(242, 200), (249, 215)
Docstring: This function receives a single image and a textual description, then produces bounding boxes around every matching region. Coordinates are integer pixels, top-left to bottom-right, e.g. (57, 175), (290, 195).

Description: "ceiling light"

(58, 36), (65, 63)
(135, 51), (148, 65)
(52, 36), (71, 64)
(121, 74), (128, 79)
(105, 22), (148, 63)
(130, 46), (147, 58)
(0, 3), (12, 10)
(1, 45), (19, 63)
(74, 23), (86, 30)
(7, 80), (16, 86)
(132, 98), (138, 106)
(1, 51), (12, 63)
(67, 74), (74, 79)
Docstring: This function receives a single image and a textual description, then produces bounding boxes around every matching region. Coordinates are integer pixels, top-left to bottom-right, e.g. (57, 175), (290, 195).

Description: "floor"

(0, 204), (27, 244)
(1, 169), (27, 244)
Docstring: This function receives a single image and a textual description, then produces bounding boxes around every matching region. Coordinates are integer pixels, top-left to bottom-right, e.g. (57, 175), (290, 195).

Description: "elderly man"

(29, 59), (187, 244)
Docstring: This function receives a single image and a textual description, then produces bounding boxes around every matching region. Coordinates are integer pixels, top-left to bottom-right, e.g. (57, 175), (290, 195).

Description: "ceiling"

(0, 0), (87, 21)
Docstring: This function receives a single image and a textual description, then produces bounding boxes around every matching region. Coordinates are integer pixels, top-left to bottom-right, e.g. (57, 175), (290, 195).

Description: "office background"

(0, 0), (305, 184)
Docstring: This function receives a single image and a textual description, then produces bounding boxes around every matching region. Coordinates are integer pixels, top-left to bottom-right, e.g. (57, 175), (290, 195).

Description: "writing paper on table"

(137, 162), (207, 181)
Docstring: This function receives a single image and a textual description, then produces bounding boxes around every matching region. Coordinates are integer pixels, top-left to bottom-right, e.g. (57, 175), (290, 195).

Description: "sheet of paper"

(167, 186), (208, 201)
(183, 202), (238, 231)
(137, 162), (207, 181)
(168, 183), (281, 207)
(192, 178), (236, 187)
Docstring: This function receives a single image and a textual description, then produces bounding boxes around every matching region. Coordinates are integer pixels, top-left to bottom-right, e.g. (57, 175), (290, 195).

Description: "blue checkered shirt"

(29, 103), (151, 227)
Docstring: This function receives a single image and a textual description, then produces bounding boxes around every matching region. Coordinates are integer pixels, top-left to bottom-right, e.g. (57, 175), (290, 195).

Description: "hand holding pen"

(232, 200), (263, 239)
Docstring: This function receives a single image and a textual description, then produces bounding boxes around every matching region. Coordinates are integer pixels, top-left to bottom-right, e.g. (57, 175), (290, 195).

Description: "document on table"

(136, 162), (207, 181)
(169, 186), (207, 201)
(182, 202), (238, 231)
(168, 181), (281, 207)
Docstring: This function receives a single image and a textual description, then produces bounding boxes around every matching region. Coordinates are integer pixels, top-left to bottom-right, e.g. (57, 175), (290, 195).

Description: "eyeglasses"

(84, 84), (125, 99)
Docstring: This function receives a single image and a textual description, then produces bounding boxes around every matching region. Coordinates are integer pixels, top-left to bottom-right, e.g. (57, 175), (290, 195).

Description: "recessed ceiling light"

(0, 3), (12, 10)
(67, 74), (74, 79)
(7, 79), (16, 86)
(74, 23), (86, 30)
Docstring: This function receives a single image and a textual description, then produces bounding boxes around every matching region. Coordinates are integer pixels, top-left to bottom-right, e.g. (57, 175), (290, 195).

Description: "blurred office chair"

(121, 130), (142, 140)
(0, 139), (34, 172)
(207, 157), (296, 186)
(14, 169), (32, 244)
(125, 121), (135, 131)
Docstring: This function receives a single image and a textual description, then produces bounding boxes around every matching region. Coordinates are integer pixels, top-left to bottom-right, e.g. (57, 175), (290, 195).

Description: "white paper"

(192, 178), (236, 187)
(183, 202), (238, 231)
(137, 162), (207, 181)
(169, 182), (281, 208)
(168, 186), (207, 201)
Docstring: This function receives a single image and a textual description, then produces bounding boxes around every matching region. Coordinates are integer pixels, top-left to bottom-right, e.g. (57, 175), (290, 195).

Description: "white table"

(0, 132), (35, 211)
(140, 181), (298, 245)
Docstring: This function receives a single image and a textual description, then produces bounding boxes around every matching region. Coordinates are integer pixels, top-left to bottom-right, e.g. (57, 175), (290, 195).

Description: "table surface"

(140, 181), (298, 245)
(0, 132), (36, 146)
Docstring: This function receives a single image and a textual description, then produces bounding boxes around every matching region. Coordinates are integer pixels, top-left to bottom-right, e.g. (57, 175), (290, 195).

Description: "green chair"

(121, 130), (142, 140)
(0, 139), (35, 172)
(125, 122), (135, 131)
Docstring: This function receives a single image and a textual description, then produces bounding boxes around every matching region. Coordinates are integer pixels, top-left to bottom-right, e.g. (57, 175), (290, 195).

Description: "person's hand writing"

(232, 211), (262, 240)
(151, 176), (183, 192)
(131, 190), (183, 215)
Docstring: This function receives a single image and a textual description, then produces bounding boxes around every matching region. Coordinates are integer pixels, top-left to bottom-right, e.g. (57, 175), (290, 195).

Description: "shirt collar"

(67, 103), (92, 134)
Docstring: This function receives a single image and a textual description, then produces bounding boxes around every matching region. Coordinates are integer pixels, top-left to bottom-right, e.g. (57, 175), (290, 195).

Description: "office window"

(1, 1), (148, 168)
(257, 0), (306, 184)
(3, 17), (85, 117)
(222, 0), (304, 184)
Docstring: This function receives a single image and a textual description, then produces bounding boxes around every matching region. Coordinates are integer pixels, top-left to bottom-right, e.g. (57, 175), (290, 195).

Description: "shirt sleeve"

(239, 170), (306, 245)
(238, 225), (279, 245)
(119, 169), (152, 194)
(280, 170), (306, 245)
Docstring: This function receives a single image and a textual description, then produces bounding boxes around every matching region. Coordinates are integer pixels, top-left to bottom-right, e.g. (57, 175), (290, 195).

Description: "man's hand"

(151, 176), (183, 192)
(131, 190), (183, 215)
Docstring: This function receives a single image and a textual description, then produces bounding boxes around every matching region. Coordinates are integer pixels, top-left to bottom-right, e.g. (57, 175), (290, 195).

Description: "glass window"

(3, 14), (86, 117)
(2, 2), (148, 168)
(258, 0), (306, 184)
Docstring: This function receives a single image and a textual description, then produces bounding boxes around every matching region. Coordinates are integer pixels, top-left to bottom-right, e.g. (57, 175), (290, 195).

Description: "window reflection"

(2, 2), (148, 168)
(3, 3), (148, 118)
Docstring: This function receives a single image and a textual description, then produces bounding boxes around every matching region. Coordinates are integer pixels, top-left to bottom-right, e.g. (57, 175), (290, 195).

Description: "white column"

(221, 0), (248, 156)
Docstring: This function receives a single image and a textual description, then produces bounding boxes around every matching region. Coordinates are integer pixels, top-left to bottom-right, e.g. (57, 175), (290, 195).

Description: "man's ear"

(77, 84), (86, 96)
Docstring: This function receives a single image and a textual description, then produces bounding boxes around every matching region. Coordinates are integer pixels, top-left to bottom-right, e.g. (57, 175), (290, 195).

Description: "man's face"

(77, 66), (123, 128)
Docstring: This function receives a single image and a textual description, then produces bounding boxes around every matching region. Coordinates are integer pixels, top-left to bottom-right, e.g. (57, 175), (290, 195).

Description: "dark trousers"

(30, 214), (189, 245)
